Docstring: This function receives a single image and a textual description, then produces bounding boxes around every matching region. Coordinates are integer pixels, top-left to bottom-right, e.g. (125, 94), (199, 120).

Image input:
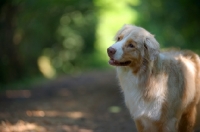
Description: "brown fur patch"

(120, 38), (143, 74)
(135, 119), (144, 132)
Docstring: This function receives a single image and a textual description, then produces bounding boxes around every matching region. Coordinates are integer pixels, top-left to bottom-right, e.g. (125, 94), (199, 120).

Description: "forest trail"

(0, 70), (137, 132)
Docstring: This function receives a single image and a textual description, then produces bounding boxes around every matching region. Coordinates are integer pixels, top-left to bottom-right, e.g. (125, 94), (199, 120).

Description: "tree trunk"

(0, 2), (23, 83)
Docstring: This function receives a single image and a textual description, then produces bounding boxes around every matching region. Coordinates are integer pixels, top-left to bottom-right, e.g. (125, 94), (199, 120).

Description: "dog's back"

(181, 51), (200, 131)
(172, 51), (200, 131)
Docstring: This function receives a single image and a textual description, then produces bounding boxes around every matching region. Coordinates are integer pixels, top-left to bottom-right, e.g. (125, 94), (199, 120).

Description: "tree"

(134, 0), (200, 52)
(0, 0), (23, 83)
(0, 0), (98, 83)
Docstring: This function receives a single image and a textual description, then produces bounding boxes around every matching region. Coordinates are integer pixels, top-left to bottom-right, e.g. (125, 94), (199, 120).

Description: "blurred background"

(1, 0), (200, 85)
(0, 0), (200, 132)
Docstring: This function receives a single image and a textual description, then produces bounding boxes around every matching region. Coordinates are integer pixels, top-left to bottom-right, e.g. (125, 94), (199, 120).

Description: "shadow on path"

(0, 70), (137, 132)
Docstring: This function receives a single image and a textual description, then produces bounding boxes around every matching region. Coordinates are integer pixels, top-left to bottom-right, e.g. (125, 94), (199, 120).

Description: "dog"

(107, 25), (200, 132)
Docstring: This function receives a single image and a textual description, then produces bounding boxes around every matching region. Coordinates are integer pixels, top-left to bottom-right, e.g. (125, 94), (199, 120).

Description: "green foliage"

(0, 0), (100, 84)
(134, 0), (200, 53)
(16, 0), (98, 75)
(0, 0), (200, 85)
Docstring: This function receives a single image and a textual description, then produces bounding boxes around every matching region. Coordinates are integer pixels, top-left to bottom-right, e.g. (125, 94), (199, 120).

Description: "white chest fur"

(116, 67), (164, 121)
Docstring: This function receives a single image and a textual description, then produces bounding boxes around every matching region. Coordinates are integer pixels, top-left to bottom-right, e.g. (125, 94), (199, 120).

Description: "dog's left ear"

(144, 36), (160, 61)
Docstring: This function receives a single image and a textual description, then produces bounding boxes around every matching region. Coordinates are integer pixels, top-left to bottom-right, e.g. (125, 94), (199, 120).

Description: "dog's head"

(107, 25), (160, 69)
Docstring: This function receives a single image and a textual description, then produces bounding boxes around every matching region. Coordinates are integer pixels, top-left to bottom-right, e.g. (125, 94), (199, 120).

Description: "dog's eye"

(117, 37), (120, 41)
(128, 44), (135, 48)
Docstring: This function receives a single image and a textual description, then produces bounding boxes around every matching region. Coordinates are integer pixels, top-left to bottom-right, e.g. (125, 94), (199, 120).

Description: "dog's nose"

(107, 47), (116, 57)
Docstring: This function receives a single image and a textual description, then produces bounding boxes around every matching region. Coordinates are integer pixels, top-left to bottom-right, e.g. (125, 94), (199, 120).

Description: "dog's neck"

(116, 53), (163, 99)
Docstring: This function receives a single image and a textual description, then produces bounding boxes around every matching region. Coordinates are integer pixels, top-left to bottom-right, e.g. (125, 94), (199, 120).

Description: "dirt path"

(0, 70), (137, 132)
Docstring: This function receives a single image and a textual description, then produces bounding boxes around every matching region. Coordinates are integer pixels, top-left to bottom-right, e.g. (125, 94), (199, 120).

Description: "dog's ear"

(144, 36), (160, 61)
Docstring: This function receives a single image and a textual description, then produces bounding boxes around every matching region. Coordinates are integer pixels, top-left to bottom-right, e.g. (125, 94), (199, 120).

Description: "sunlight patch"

(26, 110), (85, 119)
(108, 106), (121, 113)
(38, 56), (56, 78)
(0, 120), (46, 132)
(62, 125), (93, 132)
(94, 0), (139, 62)
(26, 110), (45, 117)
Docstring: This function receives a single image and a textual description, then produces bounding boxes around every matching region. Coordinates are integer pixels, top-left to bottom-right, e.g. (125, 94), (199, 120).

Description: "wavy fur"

(108, 25), (200, 132)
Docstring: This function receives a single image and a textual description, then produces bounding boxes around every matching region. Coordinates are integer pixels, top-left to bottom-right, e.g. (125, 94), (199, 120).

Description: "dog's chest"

(117, 68), (163, 121)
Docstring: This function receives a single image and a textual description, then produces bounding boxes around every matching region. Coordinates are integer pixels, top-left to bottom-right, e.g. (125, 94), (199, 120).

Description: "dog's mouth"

(109, 58), (131, 66)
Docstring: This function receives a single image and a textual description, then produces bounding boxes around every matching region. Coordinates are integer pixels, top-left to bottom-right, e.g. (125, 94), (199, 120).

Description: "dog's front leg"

(135, 118), (160, 132)
(135, 119), (144, 132)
